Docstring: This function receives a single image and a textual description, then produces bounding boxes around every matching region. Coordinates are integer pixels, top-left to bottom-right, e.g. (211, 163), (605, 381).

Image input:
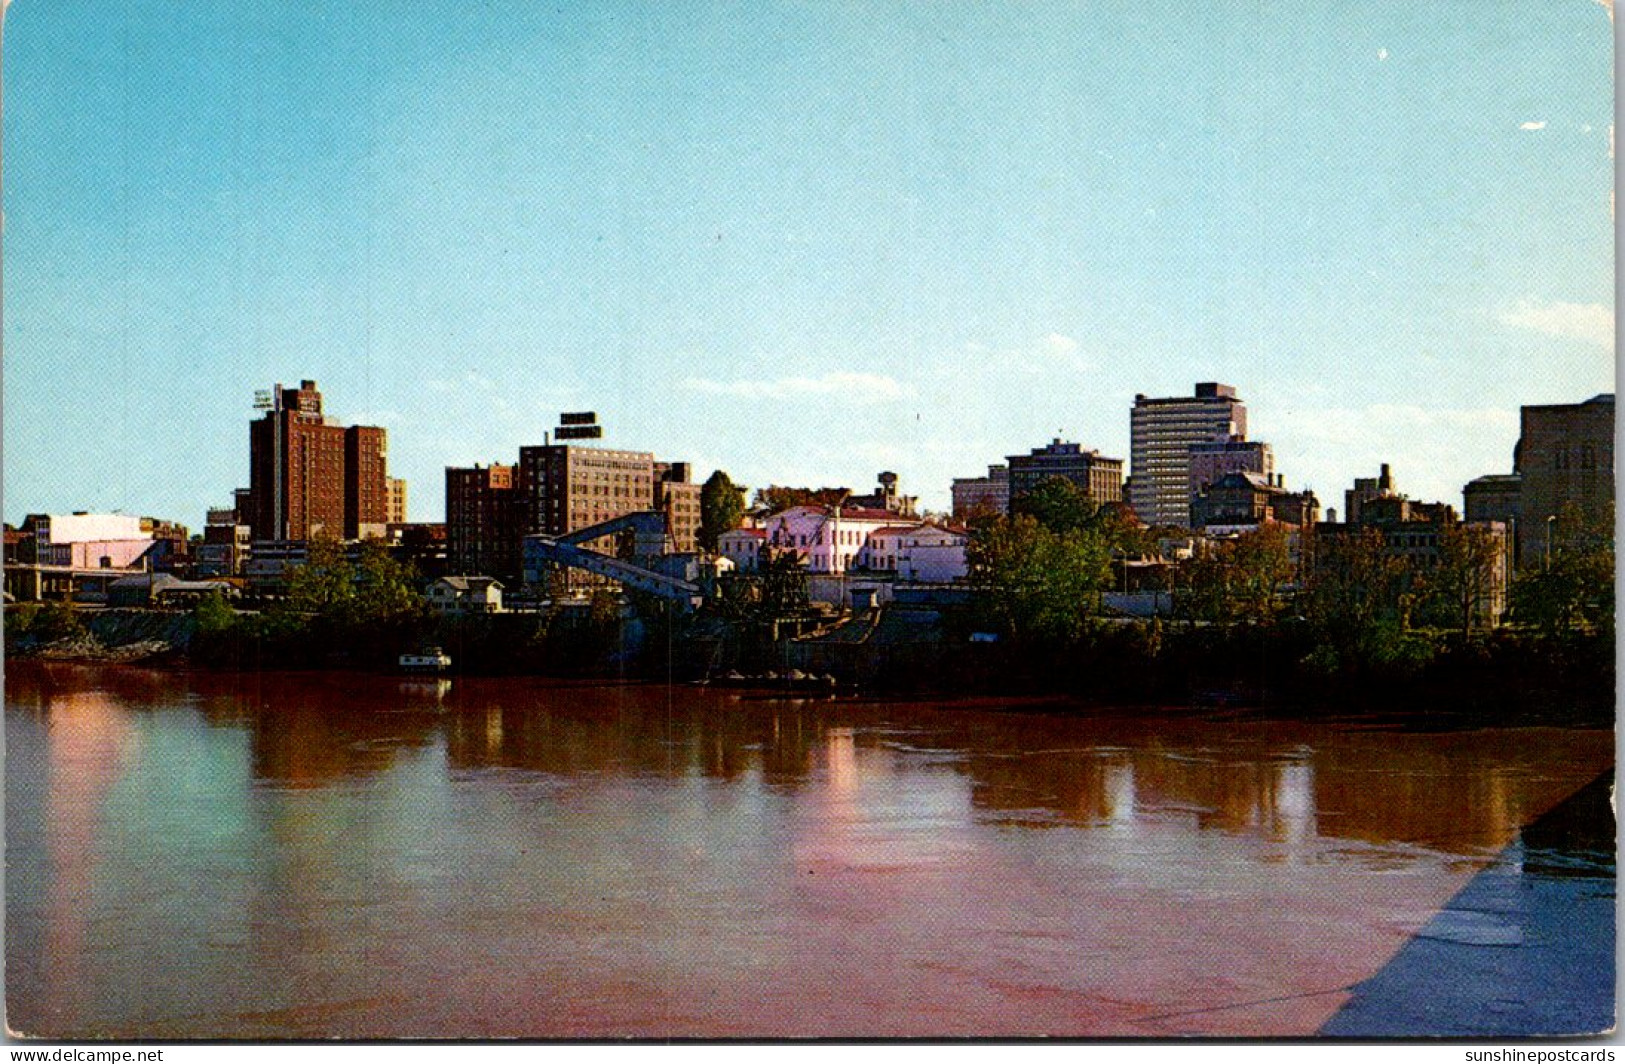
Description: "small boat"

(399, 646), (452, 674)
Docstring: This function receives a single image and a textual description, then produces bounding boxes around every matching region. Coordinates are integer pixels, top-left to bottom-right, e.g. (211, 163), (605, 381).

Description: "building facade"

(1188, 439), (1275, 524)
(1129, 383), (1247, 527)
(762, 505), (903, 574)
(247, 380), (389, 542)
(951, 464), (1010, 519)
(1514, 394), (1614, 569)
(655, 462), (703, 553)
(386, 477), (409, 526)
(517, 443), (657, 542)
(1006, 441), (1124, 507)
(857, 524), (969, 583)
(446, 463), (524, 581)
(1191, 472), (1319, 531)
(847, 472), (919, 518)
(1344, 464), (1398, 525)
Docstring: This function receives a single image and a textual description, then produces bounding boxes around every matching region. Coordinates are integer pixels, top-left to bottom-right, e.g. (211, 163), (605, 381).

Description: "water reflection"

(6, 663), (1612, 1039)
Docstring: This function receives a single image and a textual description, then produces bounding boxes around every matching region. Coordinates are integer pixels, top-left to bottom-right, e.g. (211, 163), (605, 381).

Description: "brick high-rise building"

(247, 380), (389, 542)
(517, 442), (658, 552)
(386, 477), (409, 526)
(446, 463), (523, 581)
(951, 464), (1010, 519)
(654, 462), (702, 553)
(1129, 383), (1247, 527)
(1006, 440), (1124, 507)
(1514, 394), (1614, 569)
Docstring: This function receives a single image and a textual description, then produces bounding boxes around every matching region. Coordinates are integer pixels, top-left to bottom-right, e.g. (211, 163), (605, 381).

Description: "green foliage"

(5, 601), (85, 645)
(352, 541), (422, 622)
(1416, 524), (1507, 633)
(1302, 528), (1408, 641)
(698, 470), (747, 551)
(284, 537), (355, 617)
(1011, 476), (1098, 534)
(968, 513), (1112, 642)
(281, 537), (422, 627)
(1176, 524), (1295, 626)
(753, 485), (848, 514)
(1511, 540), (1614, 637)
(33, 600), (87, 643)
(192, 591), (238, 634)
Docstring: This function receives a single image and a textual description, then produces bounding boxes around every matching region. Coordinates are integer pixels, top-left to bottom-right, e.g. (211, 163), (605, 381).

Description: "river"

(5, 662), (1612, 1038)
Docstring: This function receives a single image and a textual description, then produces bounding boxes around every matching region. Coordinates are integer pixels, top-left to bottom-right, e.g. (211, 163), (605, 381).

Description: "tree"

(753, 485), (848, 514)
(967, 514), (1112, 642)
(1011, 476), (1098, 534)
(1175, 525), (1293, 626)
(1511, 519), (1614, 637)
(352, 541), (422, 622)
(284, 537), (354, 616)
(1418, 524), (1506, 634)
(282, 537), (423, 626)
(1302, 527), (1408, 639)
(192, 590), (238, 634)
(698, 470), (747, 551)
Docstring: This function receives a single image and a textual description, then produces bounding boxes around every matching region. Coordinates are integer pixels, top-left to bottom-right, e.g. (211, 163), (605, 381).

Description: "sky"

(3, 0), (1615, 526)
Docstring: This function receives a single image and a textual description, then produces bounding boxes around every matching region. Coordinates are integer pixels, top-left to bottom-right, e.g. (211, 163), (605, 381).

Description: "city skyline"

(3, 1), (1614, 526)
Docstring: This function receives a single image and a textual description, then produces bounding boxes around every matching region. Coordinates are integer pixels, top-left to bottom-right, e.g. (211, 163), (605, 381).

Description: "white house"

(858, 524), (969, 582)
(716, 527), (766, 572)
(427, 575), (504, 614)
(763, 505), (900, 574)
(897, 525), (969, 583)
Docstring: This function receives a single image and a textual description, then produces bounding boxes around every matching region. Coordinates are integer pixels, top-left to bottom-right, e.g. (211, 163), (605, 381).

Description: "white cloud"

(1269, 404), (1521, 507)
(942, 332), (1096, 380)
(1042, 332), (1081, 358)
(1519, 120), (1548, 131)
(1498, 299), (1614, 347)
(1377, 47), (1389, 61)
(681, 371), (909, 403)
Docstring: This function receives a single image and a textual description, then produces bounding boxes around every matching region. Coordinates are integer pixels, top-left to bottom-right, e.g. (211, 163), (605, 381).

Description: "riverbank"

(5, 601), (1612, 727)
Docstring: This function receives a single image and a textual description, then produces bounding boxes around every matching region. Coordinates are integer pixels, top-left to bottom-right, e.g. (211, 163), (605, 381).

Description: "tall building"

(1463, 473), (1522, 563)
(247, 380), (389, 542)
(1129, 383), (1247, 527)
(446, 463), (523, 580)
(1006, 440), (1124, 506)
(1514, 394), (1615, 568)
(951, 464), (1010, 519)
(517, 443), (657, 541)
(345, 425), (390, 540)
(386, 477), (409, 526)
(654, 462), (702, 553)
(1187, 439), (1275, 524)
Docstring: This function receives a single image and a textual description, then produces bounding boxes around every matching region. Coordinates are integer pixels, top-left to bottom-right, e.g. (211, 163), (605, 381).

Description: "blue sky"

(3, 0), (1614, 525)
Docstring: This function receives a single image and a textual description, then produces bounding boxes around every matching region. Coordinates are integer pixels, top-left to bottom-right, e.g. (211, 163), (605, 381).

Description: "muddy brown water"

(5, 662), (1611, 1038)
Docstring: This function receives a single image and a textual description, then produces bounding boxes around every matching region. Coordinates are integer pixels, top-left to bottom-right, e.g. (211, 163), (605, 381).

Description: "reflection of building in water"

(36, 690), (140, 1021)
(950, 725), (1550, 857)
(1310, 743), (1525, 855)
(825, 728), (858, 794)
(438, 688), (829, 789)
(248, 689), (440, 788)
(1268, 759), (1317, 848)
(1103, 756), (1136, 829)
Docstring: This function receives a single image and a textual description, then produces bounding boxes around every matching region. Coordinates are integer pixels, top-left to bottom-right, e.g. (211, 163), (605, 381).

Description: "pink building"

(763, 506), (900, 574)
